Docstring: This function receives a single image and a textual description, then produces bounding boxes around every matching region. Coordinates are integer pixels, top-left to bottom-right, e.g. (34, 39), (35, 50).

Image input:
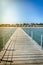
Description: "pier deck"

(0, 28), (43, 65)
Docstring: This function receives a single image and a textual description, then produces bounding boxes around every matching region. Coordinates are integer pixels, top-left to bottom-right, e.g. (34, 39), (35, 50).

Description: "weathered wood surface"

(0, 28), (43, 65)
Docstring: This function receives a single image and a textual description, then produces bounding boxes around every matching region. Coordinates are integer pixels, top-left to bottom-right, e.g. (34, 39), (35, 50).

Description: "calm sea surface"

(23, 28), (43, 47)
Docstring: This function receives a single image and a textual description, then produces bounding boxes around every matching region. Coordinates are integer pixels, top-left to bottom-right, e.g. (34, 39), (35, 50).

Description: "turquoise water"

(23, 28), (43, 47)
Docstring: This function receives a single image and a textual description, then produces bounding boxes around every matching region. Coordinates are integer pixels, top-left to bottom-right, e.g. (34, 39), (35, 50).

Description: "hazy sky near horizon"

(0, 0), (43, 24)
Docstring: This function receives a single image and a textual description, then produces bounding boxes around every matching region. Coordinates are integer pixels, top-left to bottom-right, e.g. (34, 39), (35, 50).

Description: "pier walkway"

(0, 28), (43, 65)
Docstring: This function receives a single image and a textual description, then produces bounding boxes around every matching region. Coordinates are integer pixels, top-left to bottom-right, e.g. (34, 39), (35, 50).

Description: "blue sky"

(0, 0), (43, 24)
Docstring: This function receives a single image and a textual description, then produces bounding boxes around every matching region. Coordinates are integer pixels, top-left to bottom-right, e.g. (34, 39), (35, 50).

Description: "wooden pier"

(0, 28), (43, 65)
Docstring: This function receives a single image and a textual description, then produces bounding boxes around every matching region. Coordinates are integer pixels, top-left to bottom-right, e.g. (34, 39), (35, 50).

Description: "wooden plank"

(0, 28), (43, 65)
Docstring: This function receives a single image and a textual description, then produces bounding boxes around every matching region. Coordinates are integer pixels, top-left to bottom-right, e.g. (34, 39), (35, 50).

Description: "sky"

(0, 0), (43, 24)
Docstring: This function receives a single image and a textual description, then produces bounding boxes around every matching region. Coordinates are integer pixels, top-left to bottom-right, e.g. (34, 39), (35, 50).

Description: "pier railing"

(41, 34), (43, 49)
(31, 31), (43, 49)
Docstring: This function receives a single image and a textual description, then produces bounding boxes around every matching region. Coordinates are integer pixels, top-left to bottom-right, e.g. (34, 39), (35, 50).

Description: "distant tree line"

(0, 23), (43, 27)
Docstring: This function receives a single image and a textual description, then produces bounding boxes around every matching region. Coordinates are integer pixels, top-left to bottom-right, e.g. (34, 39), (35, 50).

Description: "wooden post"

(41, 34), (42, 49)
(31, 31), (33, 39)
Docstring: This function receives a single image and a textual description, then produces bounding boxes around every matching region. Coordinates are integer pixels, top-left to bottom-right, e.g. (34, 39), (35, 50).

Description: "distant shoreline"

(0, 27), (43, 28)
(0, 24), (43, 28)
